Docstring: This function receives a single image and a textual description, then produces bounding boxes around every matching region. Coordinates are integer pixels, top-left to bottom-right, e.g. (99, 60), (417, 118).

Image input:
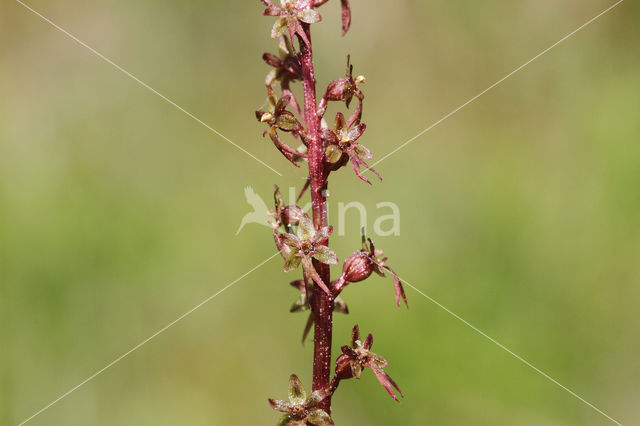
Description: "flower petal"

(276, 111), (301, 131)
(284, 249), (302, 272)
(325, 145), (343, 164)
(370, 365), (403, 402)
(277, 413), (296, 426)
(263, 52), (283, 68)
(305, 389), (331, 409)
(278, 35), (292, 56)
(297, 8), (321, 24)
(288, 374), (307, 405)
(296, 216), (316, 241)
(274, 184), (285, 210)
(350, 324), (360, 348)
(289, 279), (305, 292)
(306, 409), (334, 425)
(347, 123), (366, 142)
(275, 93), (292, 114)
(269, 398), (294, 413)
(281, 233), (301, 248)
(348, 152), (371, 184)
(385, 266), (408, 308)
(371, 353), (388, 369)
(272, 17), (289, 39)
(282, 205), (308, 225)
(353, 142), (373, 160)
(333, 297), (349, 314)
(312, 246), (338, 265)
(312, 226), (334, 243)
(334, 112), (347, 135)
(290, 293), (308, 313)
(263, 0), (282, 17)
(350, 360), (362, 379)
(265, 69), (278, 86)
(340, 0), (352, 35)
(363, 333), (373, 350)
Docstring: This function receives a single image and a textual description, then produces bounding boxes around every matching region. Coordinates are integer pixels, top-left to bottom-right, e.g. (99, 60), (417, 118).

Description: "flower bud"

(334, 353), (355, 381)
(341, 251), (374, 283)
(324, 78), (353, 102)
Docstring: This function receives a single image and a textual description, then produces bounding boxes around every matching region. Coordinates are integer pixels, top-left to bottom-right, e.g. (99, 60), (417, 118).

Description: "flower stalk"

(297, 22), (335, 411)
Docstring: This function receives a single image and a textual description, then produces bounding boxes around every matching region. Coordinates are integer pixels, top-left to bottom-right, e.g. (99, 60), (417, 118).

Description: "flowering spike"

(258, 1), (406, 420)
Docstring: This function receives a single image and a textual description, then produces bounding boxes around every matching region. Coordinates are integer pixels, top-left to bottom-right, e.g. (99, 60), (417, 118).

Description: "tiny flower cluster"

(269, 326), (402, 425)
(257, 6), (379, 186)
(270, 186), (407, 317)
(270, 185), (338, 296)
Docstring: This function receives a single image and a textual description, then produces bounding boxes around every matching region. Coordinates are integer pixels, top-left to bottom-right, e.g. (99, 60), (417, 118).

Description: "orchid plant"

(257, 1), (408, 423)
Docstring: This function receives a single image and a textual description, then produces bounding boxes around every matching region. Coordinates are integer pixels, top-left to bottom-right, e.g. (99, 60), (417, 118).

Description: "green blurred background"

(1, 0), (639, 424)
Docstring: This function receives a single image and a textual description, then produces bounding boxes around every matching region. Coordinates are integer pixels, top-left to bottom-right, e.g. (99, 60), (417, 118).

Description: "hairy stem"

(298, 24), (333, 413)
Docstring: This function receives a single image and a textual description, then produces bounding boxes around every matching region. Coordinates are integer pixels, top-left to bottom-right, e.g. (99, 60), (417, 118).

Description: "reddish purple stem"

(298, 23), (333, 414)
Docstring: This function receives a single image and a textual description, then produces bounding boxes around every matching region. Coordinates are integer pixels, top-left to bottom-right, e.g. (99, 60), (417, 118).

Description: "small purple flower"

(280, 215), (337, 295)
(334, 325), (403, 402)
(318, 56), (365, 115)
(262, 0), (322, 49)
(268, 374), (334, 425)
(257, 88), (307, 166)
(263, 37), (302, 87)
(321, 111), (381, 185)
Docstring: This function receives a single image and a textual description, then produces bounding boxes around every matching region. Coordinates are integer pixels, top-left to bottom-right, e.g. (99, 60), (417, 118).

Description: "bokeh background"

(1, 0), (639, 424)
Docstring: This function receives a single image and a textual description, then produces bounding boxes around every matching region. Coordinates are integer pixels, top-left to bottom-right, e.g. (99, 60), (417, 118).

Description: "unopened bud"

(342, 252), (374, 283)
(324, 78), (352, 102)
(334, 353), (355, 381)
